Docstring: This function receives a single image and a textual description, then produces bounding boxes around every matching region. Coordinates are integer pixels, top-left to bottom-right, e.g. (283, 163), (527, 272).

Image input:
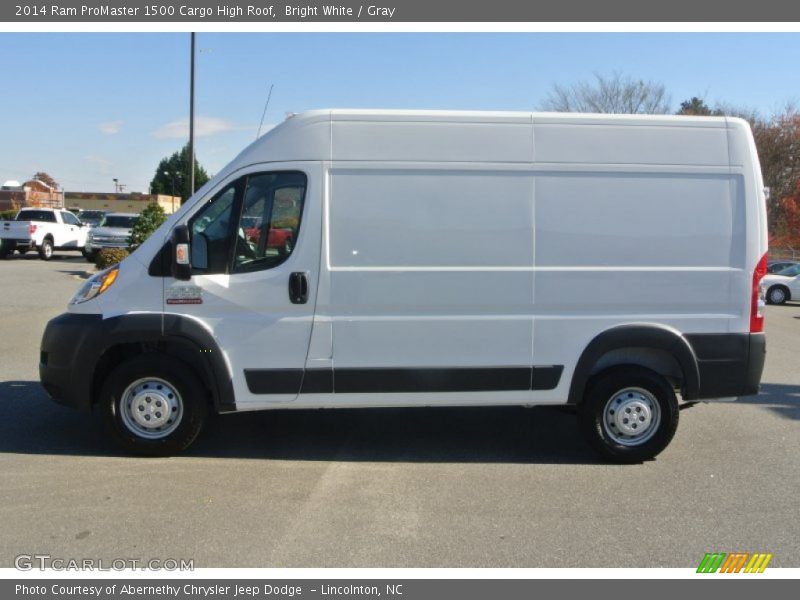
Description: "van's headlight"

(70, 266), (119, 305)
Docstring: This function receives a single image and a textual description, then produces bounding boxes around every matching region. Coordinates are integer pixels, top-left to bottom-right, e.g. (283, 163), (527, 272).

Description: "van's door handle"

(289, 271), (309, 304)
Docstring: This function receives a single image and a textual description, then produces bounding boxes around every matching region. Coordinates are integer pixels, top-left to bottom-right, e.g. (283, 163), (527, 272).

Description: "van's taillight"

(28, 223), (37, 234)
(750, 253), (768, 333)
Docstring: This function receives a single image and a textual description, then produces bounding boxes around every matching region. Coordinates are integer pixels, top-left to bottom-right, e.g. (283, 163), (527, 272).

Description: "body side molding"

(244, 365), (564, 395)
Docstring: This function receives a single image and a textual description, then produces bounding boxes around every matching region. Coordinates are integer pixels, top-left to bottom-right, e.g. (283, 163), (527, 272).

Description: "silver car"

(84, 213), (139, 262)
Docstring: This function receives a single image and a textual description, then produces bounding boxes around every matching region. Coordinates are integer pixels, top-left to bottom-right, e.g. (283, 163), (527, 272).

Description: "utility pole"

(188, 32), (196, 204)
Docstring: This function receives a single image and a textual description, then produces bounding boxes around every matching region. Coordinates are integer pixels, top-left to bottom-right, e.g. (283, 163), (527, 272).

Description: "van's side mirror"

(171, 225), (192, 281)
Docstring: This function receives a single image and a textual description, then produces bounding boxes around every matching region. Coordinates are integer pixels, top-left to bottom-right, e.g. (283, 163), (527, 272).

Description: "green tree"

(677, 96), (725, 117)
(149, 143), (210, 203)
(129, 202), (167, 250)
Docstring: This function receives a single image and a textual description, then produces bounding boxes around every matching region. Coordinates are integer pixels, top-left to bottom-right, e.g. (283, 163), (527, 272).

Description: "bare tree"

(32, 171), (59, 190)
(541, 72), (671, 114)
(751, 107), (800, 234)
(697, 103), (800, 236)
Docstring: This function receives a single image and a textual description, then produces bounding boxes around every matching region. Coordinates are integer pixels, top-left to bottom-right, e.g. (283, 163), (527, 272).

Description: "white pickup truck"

(0, 208), (89, 260)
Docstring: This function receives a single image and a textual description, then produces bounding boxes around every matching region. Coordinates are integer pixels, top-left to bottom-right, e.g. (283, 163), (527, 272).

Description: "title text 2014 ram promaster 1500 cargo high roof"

(39, 110), (768, 462)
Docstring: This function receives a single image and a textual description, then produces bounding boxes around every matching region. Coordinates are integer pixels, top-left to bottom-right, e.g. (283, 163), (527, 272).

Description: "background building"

(64, 192), (181, 215)
(0, 179), (64, 211)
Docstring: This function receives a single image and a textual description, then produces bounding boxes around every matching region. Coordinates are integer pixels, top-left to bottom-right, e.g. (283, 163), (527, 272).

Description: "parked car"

(84, 213), (138, 262)
(0, 208), (88, 260)
(767, 260), (799, 274)
(242, 217), (294, 256)
(76, 210), (106, 229)
(762, 263), (800, 304)
(40, 109), (767, 462)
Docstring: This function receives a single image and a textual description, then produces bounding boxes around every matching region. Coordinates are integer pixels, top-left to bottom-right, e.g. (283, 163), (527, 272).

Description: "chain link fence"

(769, 247), (798, 261)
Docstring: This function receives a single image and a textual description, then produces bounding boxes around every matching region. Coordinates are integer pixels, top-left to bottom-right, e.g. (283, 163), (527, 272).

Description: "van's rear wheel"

(100, 354), (208, 456)
(578, 366), (679, 463)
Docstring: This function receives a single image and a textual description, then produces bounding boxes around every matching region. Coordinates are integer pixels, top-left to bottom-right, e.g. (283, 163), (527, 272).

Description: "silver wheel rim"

(43, 244), (52, 258)
(770, 287), (785, 303)
(602, 387), (661, 446)
(119, 377), (183, 439)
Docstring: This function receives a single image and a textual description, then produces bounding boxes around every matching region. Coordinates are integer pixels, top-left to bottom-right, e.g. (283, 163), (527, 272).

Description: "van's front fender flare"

(94, 313), (236, 412)
(567, 324), (700, 405)
(40, 312), (235, 412)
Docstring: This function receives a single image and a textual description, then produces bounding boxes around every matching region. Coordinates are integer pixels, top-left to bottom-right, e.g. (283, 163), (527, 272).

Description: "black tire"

(578, 366), (679, 463)
(38, 238), (54, 260)
(100, 354), (208, 456)
(83, 249), (97, 263)
(766, 285), (789, 305)
(0, 242), (12, 259)
(277, 238), (292, 258)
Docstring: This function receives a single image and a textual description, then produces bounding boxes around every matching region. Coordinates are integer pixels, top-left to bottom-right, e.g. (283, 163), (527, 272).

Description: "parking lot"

(0, 253), (798, 568)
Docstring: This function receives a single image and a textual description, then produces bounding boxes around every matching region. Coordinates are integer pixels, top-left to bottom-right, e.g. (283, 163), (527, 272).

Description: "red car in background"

(242, 217), (294, 256)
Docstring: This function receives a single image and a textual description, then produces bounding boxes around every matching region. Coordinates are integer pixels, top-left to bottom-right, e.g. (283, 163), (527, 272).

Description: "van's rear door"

(163, 162), (322, 406)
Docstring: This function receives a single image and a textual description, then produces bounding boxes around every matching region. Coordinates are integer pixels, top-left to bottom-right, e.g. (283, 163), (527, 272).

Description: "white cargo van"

(40, 110), (768, 462)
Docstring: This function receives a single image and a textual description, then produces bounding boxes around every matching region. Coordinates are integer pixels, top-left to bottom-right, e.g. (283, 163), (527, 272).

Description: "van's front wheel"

(100, 355), (208, 456)
(578, 366), (679, 463)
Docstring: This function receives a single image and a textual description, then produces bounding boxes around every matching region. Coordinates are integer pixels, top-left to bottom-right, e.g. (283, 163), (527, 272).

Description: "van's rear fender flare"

(567, 324), (700, 405)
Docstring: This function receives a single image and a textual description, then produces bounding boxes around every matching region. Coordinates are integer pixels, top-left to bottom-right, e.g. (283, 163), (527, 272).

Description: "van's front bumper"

(39, 313), (103, 410)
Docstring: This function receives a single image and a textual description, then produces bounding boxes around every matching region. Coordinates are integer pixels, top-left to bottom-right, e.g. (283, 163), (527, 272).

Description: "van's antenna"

(256, 83), (274, 140)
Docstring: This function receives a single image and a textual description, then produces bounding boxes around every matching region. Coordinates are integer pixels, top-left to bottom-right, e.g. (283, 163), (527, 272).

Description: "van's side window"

(189, 184), (237, 274)
(233, 172), (306, 273)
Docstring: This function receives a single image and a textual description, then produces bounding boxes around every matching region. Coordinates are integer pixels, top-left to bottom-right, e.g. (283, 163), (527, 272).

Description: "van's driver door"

(163, 163), (321, 406)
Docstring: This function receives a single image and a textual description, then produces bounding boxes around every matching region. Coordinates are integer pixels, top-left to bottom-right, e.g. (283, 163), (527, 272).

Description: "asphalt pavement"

(0, 253), (798, 567)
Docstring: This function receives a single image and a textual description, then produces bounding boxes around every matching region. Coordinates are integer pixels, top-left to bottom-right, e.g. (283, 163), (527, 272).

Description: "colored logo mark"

(697, 552), (773, 573)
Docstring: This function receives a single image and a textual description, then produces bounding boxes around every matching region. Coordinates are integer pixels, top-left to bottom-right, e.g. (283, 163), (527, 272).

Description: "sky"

(0, 32), (799, 194)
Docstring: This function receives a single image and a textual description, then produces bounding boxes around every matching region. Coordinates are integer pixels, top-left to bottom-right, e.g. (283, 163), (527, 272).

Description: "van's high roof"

(294, 108), (732, 125)
(223, 109), (750, 174)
